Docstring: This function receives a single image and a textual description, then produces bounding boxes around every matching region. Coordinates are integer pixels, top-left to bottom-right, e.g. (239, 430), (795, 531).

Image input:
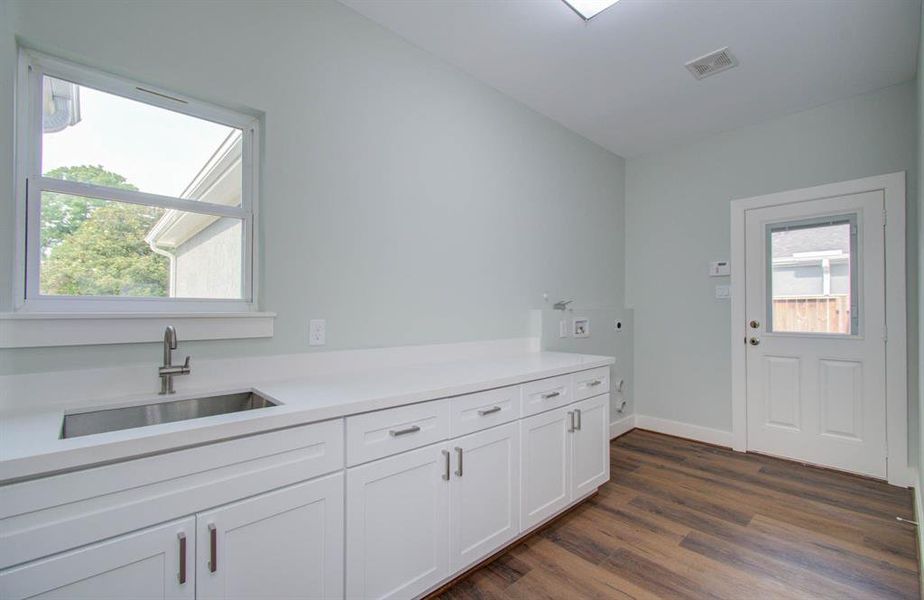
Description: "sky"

(42, 77), (237, 198)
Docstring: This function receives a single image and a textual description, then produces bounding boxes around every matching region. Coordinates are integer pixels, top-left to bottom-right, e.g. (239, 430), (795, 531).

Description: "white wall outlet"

(573, 317), (590, 338)
(309, 319), (326, 345)
(558, 319), (569, 338)
(710, 260), (730, 277)
(715, 285), (731, 299)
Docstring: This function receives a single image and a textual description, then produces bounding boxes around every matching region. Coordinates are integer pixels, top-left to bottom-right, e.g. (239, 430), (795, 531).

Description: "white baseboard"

(609, 414), (636, 439)
(912, 469), (923, 590)
(634, 415), (733, 447)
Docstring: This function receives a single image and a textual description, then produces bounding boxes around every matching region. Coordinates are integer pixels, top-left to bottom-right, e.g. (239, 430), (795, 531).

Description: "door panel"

(450, 423), (520, 572)
(196, 474), (343, 600)
(520, 406), (571, 530)
(0, 517), (194, 600)
(571, 394), (610, 499)
(745, 191), (886, 477)
(346, 443), (450, 600)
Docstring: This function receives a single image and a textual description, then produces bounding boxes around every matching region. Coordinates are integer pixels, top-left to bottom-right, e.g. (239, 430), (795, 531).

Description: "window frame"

(13, 49), (260, 314)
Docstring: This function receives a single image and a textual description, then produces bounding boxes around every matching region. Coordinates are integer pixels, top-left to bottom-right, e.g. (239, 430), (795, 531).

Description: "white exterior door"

(744, 191), (886, 477)
(520, 406), (572, 530)
(570, 394), (610, 499)
(0, 517), (194, 600)
(346, 443), (451, 600)
(450, 422), (520, 572)
(196, 474), (344, 600)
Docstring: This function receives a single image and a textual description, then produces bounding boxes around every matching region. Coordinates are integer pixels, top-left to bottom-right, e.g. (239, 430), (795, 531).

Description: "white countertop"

(0, 351), (613, 483)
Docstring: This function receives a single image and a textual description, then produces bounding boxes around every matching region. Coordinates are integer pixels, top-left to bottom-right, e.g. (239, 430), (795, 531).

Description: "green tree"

(40, 165), (169, 297)
(41, 165), (138, 254)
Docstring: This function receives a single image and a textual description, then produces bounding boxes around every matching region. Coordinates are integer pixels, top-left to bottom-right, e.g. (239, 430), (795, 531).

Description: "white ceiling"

(340, 0), (921, 158)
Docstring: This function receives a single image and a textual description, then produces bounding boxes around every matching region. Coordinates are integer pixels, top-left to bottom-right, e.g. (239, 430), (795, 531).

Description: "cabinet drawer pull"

(586, 379), (603, 387)
(208, 523), (217, 573)
(177, 532), (187, 584)
(576, 408), (582, 431)
(568, 411), (575, 433)
(442, 449), (450, 481)
(389, 425), (421, 437)
(478, 406), (502, 416)
(541, 391), (561, 400)
(455, 447), (463, 477)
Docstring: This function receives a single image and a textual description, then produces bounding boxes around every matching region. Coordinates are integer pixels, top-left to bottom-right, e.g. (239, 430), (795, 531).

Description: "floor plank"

(432, 430), (920, 599)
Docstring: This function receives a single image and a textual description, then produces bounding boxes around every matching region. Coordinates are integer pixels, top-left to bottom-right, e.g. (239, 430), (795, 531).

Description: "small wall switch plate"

(715, 285), (731, 299)
(559, 319), (569, 338)
(710, 260), (730, 277)
(573, 317), (590, 338)
(309, 319), (326, 345)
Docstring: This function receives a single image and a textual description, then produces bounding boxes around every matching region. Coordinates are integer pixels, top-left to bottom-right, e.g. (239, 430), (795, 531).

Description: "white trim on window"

(13, 48), (261, 315)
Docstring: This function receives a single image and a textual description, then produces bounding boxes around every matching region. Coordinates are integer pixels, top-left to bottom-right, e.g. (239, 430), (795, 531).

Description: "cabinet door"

(196, 473), (344, 600)
(571, 394), (611, 499)
(346, 443), (450, 600)
(0, 517), (194, 600)
(520, 406), (572, 531)
(450, 422), (520, 572)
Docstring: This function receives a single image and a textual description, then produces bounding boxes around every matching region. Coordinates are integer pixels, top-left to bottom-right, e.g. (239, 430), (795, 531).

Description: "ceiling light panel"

(562, 0), (621, 20)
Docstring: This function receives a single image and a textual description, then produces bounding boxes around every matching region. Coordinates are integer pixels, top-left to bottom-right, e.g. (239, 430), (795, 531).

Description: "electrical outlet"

(309, 319), (326, 345)
(559, 319), (569, 338)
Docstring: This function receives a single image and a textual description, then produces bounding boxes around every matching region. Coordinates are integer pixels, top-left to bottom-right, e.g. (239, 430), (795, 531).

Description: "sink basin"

(62, 391), (279, 439)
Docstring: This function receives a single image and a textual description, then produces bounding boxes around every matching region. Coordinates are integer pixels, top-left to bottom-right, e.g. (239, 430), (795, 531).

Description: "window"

(16, 51), (259, 313)
(766, 214), (858, 335)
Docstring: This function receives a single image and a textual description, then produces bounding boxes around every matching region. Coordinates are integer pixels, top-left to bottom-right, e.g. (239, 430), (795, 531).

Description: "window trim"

(13, 48), (261, 314)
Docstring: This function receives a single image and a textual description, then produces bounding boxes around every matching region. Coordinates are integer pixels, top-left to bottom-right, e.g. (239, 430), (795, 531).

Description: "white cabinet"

(520, 393), (610, 531)
(520, 406), (572, 530)
(0, 517), (194, 600)
(346, 443), (451, 600)
(197, 473), (344, 600)
(571, 394), (610, 499)
(450, 422), (520, 572)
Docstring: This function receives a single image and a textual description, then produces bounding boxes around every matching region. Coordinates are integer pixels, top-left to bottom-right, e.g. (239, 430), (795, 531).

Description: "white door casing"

(744, 192), (885, 477)
(730, 172), (907, 485)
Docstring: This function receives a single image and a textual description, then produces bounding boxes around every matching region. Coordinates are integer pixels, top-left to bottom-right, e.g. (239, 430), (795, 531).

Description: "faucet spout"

(159, 326), (190, 395)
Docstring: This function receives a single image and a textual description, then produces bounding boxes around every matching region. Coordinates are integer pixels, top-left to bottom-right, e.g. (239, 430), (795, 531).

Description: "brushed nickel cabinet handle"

(389, 425), (421, 437)
(542, 391), (561, 400)
(442, 449), (450, 481)
(478, 406), (501, 416)
(576, 409), (582, 431)
(568, 411), (575, 433)
(177, 532), (187, 584)
(587, 379), (602, 387)
(208, 523), (217, 573)
(455, 447), (463, 477)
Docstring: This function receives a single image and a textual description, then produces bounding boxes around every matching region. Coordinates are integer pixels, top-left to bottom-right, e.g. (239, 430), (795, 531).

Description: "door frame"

(730, 172), (908, 486)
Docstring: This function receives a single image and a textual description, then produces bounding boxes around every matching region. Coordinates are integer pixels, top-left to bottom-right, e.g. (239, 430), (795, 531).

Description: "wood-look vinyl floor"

(433, 429), (920, 599)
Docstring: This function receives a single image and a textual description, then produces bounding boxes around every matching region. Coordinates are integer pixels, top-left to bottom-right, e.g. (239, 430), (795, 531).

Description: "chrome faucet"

(158, 326), (191, 394)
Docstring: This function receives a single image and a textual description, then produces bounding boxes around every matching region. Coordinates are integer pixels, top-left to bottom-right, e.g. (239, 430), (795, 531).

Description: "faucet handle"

(183, 356), (191, 368)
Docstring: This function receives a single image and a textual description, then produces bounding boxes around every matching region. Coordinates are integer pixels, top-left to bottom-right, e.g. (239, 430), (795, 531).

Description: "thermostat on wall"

(710, 260), (730, 277)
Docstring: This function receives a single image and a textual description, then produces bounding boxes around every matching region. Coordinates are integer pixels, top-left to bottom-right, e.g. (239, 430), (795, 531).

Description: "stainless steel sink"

(62, 391), (279, 439)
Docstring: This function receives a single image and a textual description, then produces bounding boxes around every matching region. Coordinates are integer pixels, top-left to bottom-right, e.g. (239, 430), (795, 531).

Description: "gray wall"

(173, 219), (243, 300)
(626, 82), (917, 451)
(0, 0), (626, 375)
(917, 1), (923, 477)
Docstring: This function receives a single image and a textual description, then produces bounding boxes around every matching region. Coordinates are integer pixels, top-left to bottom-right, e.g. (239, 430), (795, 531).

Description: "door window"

(766, 214), (858, 335)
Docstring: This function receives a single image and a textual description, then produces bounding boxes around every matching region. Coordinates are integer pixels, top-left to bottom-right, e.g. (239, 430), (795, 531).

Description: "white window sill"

(0, 312), (275, 348)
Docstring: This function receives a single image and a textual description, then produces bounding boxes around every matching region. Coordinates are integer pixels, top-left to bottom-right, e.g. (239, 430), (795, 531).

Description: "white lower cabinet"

(520, 406), (572, 530)
(571, 395), (611, 499)
(449, 422), (520, 572)
(346, 443), (451, 600)
(521, 394), (611, 531)
(0, 516), (195, 600)
(197, 473), (344, 600)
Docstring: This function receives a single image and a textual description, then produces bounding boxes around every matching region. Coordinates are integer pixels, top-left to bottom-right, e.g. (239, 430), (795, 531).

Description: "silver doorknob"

(748, 337), (760, 346)
(749, 320), (760, 329)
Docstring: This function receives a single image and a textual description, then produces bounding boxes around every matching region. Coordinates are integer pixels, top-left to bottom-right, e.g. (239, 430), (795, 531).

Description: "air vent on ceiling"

(685, 47), (738, 80)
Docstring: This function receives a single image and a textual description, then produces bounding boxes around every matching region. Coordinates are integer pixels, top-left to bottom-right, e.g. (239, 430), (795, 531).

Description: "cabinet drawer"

(573, 367), (610, 401)
(450, 386), (521, 437)
(346, 400), (450, 466)
(522, 375), (572, 416)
